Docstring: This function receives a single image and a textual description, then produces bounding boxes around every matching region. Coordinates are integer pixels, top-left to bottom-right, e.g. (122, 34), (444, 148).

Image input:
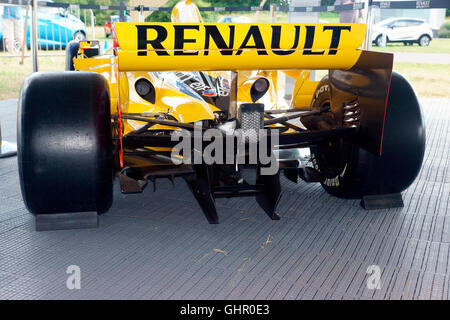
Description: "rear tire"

(309, 72), (425, 198)
(418, 35), (431, 46)
(18, 72), (114, 215)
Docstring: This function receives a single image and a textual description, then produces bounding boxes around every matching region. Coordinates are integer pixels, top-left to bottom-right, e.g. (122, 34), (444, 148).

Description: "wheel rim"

(13, 40), (20, 53)
(74, 32), (85, 41)
(313, 100), (347, 178)
(377, 36), (386, 47)
(420, 37), (429, 46)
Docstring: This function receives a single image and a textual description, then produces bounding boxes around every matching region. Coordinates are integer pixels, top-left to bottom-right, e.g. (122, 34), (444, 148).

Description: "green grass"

(0, 55), (65, 100)
(372, 38), (450, 54)
(393, 62), (450, 98)
(89, 26), (109, 42)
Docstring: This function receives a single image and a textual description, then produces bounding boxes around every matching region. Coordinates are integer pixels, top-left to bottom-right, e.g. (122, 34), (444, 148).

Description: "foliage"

(438, 21), (450, 38)
(145, 0), (291, 23)
(54, 0), (129, 26)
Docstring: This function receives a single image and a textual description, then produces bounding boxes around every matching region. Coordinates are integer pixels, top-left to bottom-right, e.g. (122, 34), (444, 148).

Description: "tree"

(55, 0), (129, 26)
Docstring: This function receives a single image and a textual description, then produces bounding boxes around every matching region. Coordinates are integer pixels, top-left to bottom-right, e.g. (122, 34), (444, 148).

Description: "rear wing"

(114, 22), (366, 72)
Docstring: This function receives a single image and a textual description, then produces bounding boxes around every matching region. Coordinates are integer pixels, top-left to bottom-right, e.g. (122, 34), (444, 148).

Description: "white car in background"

(372, 17), (433, 47)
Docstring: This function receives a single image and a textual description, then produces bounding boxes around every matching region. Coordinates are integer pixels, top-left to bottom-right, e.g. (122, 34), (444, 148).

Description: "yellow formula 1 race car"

(17, 22), (425, 229)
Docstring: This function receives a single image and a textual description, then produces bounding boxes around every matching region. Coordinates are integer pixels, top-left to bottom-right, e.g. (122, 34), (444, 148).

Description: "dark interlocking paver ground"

(0, 98), (449, 300)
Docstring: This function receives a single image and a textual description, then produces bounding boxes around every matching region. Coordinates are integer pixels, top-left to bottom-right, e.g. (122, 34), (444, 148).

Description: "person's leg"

(3, 19), (15, 54)
(13, 18), (24, 51)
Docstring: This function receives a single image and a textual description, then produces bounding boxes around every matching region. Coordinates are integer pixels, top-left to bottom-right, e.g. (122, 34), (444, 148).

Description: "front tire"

(73, 31), (86, 42)
(309, 72), (425, 198)
(18, 72), (114, 215)
(65, 40), (79, 71)
(375, 35), (387, 47)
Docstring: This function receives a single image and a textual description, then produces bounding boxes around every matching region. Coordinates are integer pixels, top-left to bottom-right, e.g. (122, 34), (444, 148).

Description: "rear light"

(250, 78), (269, 102)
